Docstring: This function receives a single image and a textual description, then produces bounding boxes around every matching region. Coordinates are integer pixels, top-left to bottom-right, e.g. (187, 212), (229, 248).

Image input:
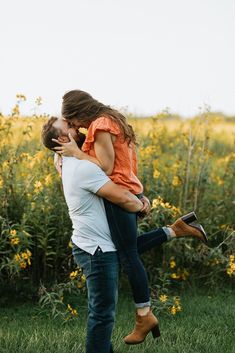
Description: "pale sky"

(1, 0), (235, 117)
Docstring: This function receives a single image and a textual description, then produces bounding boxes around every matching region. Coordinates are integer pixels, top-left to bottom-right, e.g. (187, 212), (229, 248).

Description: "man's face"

(53, 118), (82, 143)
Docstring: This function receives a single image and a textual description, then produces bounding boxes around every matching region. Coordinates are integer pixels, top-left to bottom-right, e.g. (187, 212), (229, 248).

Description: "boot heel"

(181, 211), (197, 224)
(151, 324), (161, 338)
(190, 222), (208, 244)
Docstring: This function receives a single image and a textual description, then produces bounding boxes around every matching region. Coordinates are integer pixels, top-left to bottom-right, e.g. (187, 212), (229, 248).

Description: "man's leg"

(72, 245), (119, 353)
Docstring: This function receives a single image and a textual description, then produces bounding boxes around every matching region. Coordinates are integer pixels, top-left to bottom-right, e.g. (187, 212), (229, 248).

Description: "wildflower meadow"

(1, 98), (235, 294)
(0, 97), (234, 352)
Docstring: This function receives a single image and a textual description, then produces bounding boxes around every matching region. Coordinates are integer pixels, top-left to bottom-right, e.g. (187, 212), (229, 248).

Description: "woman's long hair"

(62, 90), (137, 144)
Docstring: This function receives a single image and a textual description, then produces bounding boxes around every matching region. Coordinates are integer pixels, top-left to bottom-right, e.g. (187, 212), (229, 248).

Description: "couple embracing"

(41, 90), (207, 353)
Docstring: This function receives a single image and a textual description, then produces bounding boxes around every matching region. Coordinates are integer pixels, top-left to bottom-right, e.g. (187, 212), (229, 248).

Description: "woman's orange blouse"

(82, 116), (143, 195)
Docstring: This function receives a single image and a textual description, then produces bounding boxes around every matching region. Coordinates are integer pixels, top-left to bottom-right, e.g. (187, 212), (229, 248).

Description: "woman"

(53, 90), (207, 344)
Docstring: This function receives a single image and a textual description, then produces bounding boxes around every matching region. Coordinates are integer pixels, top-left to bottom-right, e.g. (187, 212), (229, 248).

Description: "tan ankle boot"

(170, 218), (208, 244)
(124, 310), (160, 345)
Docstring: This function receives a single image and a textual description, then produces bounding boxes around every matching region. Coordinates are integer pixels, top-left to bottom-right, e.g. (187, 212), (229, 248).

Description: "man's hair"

(41, 116), (61, 150)
(41, 116), (86, 151)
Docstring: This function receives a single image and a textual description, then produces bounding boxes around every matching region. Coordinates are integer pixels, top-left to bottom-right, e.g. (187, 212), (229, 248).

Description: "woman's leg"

(103, 199), (150, 307)
(137, 227), (170, 255)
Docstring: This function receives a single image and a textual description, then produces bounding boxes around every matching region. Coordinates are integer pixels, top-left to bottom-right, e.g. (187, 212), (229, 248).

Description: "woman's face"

(65, 117), (91, 130)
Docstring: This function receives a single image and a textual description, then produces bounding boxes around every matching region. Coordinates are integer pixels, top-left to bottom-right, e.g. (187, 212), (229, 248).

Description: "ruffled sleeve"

(82, 116), (120, 152)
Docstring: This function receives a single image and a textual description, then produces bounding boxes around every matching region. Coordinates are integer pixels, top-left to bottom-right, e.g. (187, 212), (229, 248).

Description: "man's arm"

(97, 181), (143, 213)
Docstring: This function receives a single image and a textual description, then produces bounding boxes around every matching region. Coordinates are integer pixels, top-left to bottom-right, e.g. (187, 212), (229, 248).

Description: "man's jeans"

(72, 245), (119, 353)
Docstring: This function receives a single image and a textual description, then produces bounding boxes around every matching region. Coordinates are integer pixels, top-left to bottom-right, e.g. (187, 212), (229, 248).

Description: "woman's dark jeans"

(103, 199), (168, 307)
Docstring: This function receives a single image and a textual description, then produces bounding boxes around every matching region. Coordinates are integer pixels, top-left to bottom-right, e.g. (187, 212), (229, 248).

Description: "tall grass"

(0, 113), (234, 296)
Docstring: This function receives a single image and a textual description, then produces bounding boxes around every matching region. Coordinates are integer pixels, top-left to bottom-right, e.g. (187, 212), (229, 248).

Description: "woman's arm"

(93, 131), (115, 175)
(53, 153), (62, 176)
(53, 131), (115, 175)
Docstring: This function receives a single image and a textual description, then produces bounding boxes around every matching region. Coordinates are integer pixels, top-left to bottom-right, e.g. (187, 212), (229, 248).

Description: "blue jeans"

(103, 199), (168, 307)
(72, 246), (119, 353)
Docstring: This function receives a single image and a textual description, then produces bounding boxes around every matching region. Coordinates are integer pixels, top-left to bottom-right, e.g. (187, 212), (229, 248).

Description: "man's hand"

(52, 134), (82, 158)
(138, 195), (151, 216)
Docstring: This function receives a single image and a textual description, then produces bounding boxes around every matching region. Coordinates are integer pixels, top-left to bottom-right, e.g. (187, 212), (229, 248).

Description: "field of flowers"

(0, 106), (234, 308)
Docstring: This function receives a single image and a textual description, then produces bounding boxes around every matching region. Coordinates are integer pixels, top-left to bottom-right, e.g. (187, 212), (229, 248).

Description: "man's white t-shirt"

(62, 157), (116, 255)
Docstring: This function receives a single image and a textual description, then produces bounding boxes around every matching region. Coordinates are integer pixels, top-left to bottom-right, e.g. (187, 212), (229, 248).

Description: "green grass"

(0, 289), (235, 353)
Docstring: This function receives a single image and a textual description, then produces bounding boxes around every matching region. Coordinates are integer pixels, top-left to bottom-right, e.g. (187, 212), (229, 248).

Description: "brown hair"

(41, 116), (86, 151)
(62, 90), (137, 145)
(41, 116), (60, 150)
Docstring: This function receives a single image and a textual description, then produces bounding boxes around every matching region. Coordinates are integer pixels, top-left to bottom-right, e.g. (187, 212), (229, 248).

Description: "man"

(41, 117), (144, 353)
(41, 117), (207, 352)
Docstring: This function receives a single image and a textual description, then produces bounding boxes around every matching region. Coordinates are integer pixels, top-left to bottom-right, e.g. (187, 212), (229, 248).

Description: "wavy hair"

(62, 90), (137, 145)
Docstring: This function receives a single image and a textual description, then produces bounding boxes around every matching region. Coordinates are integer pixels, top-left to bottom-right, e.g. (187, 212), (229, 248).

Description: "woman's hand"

(52, 134), (82, 158)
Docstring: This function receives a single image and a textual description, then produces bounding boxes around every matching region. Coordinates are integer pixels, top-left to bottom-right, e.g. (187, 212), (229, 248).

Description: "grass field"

(1, 289), (234, 353)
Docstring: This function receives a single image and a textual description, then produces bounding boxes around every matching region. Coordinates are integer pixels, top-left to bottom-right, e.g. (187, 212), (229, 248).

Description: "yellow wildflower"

(35, 96), (42, 106)
(227, 255), (235, 277)
(16, 94), (26, 101)
(10, 229), (17, 236)
(68, 241), (73, 248)
(0, 179), (3, 188)
(45, 174), (52, 186)
(152, 196), (164, 208)
(21, 250), (32, 265)
(171, 273), (180, 279)
(226, 268), (233, 277)
(152, 198), (159, 208)
(176, 305), (182, 312)
(10, 237), (20, 246)
(71, 309), (78, 316)
(14, 254), (21, 263)
(181, 269), (190, 281)
(2, 161), (9, 169)
(20, 152), (30, 159)
(34, 180), (43, 194)
(70, 270), (79, 280)
(33, 151), (44, 162)
(172, 176), (181, 187)
(159, 294), (168, 303)
(20, 261), (27, 269)
(12, 104), (20, 116)
(21, 250), (32, 260)
(220, 224), (227, 229)
(81, 274), (86, 282)
(170, 258), (176, 269)
(67, 304), (78, 317)
(230, 263), (235, 271)
(170, 306), (177, 315)
(153, 169), (160, 179)
(174, 297), (180, 306)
